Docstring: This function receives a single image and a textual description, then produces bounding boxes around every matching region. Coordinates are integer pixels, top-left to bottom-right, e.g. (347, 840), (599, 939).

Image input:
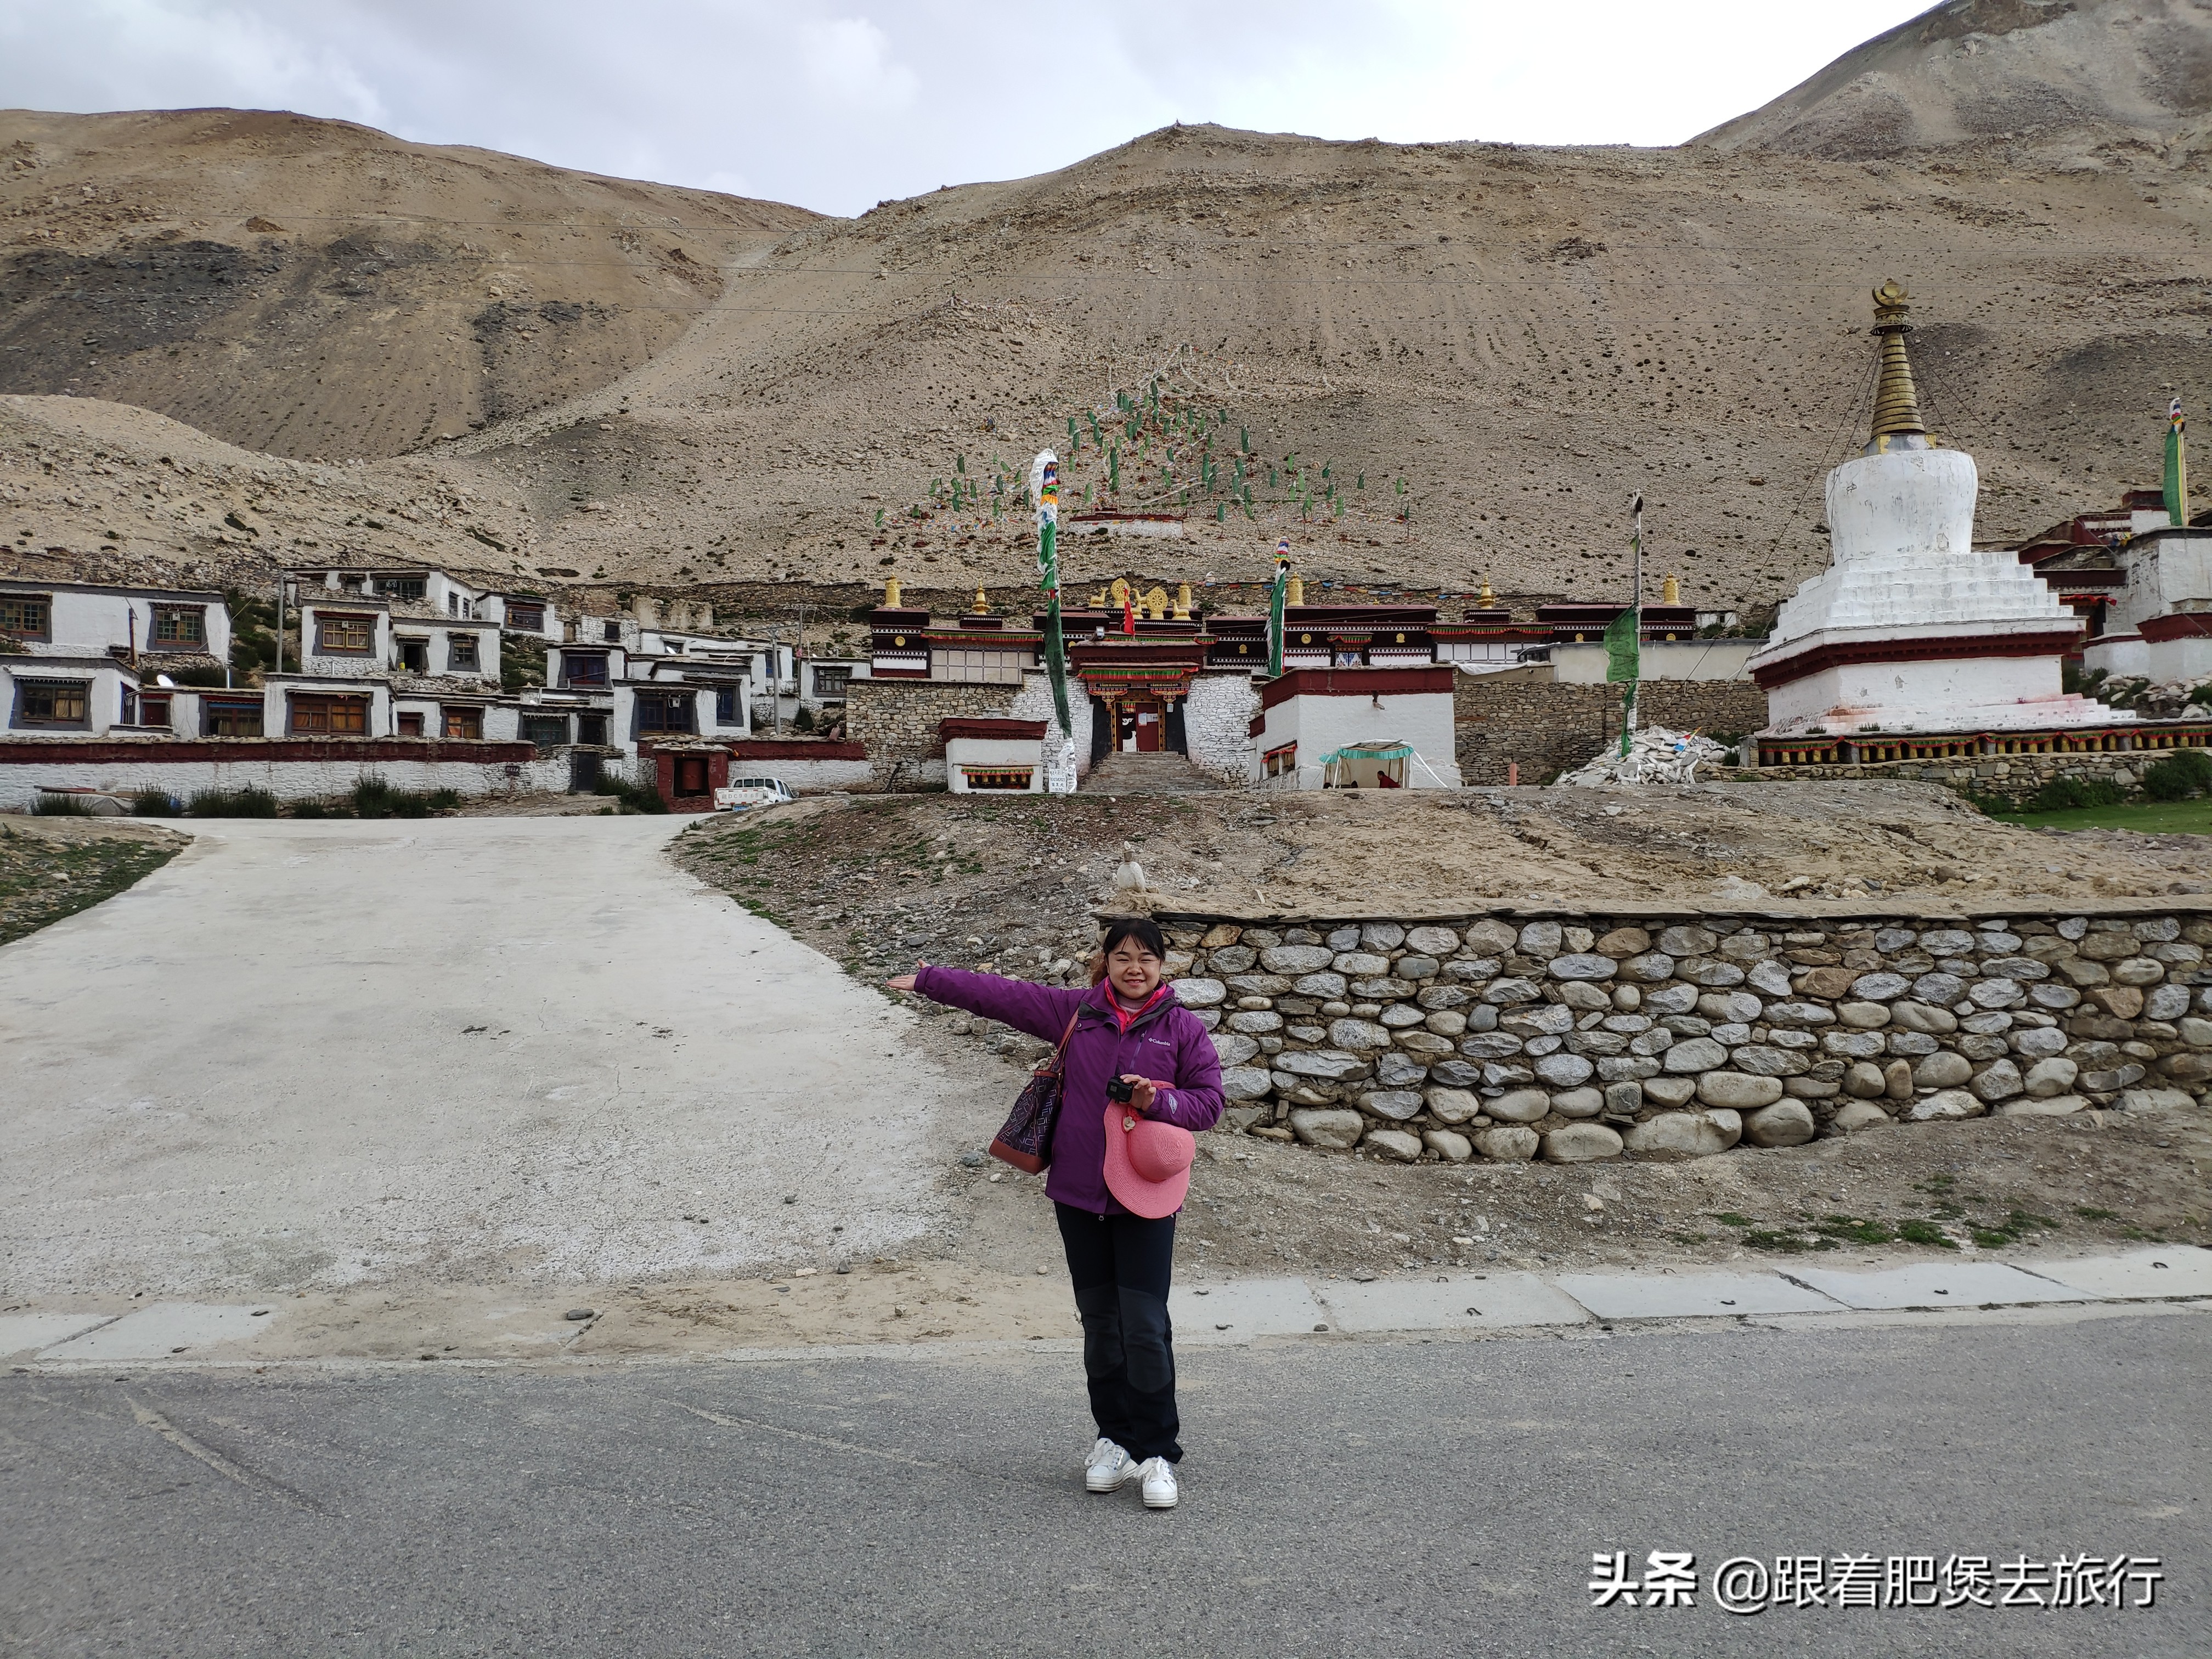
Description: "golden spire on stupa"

(1476, 577), (1496, 607)
(1866, 279), (1932, 454)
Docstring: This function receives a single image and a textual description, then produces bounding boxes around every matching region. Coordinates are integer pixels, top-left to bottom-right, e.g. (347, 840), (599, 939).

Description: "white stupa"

(1750, 281), (2121, 737)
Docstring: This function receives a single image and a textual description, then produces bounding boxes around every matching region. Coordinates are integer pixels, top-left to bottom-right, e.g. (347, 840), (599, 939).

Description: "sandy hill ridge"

(4, 1), (2211, 622)
(1702, 0), (2212, 157)
(0, 108), (816, 460)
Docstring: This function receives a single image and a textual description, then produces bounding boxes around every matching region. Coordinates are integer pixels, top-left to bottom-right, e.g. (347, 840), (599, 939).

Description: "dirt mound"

(0, 109), (817, 461)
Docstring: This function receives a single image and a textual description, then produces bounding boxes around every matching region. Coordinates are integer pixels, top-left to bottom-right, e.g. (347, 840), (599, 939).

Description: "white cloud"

(795, 16), (918, 110)
(0, 1), (1939, 215)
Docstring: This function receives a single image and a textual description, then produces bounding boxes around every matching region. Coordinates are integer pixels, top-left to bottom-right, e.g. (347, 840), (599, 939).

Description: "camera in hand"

(1105, 1076), (1136, 1103)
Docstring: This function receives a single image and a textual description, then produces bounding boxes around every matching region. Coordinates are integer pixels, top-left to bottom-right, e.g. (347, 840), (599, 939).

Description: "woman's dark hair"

(1090, 916), (1167, 983)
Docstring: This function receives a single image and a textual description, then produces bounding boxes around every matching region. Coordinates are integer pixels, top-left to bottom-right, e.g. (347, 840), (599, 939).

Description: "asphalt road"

(3, 1313), (2203, 1657)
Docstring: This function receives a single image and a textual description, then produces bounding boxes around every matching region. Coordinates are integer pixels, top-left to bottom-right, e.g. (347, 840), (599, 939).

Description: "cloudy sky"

(2, 1), (1936, 215)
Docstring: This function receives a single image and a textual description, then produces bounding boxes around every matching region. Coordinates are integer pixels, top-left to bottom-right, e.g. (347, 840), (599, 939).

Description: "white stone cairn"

(1556, 726), (1728, 787)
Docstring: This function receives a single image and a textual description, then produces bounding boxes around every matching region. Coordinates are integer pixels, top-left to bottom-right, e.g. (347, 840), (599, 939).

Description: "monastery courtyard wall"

(1454, 678), (1770, 786)
(1158, 905), (2212, 1166)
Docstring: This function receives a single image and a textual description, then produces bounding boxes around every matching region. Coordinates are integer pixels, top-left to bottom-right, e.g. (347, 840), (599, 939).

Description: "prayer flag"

(1268, 539), (1291, 676)
(1030, 450), (1073, 741)
(2166, 397), (2188, 527)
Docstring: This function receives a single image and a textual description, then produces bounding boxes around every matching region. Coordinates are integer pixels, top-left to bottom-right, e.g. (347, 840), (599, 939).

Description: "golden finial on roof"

(1110, 577), (1131, 605)
(1866, 279), (1931, 453)
(973, 585), (990, 613)
(1173, 581), (1192, 620)
(1144, 585), (1169, 620)
(1287, 574), (1305, 606)
(1662, 573), (1680, 605)
(1477, 577), (1496, 607)
(883, 573), (902, 608)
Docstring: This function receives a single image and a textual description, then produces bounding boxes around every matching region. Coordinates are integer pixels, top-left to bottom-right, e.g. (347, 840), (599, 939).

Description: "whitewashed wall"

(1252, 688), (1463, 788)
(0, 752), (572, 809)
(1185, 672), (1260, 783)
(1008, 670), (1094, 785)
(945, 735), (1045, 793)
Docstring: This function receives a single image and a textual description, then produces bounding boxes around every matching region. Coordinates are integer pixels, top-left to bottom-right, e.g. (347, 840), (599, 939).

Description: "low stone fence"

(1154, 904), (2212, 1164)
(1726, 735), (2212, 806)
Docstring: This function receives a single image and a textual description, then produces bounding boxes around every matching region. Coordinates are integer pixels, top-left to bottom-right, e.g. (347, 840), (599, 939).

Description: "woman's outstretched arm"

(889, 962), (1087, 1045)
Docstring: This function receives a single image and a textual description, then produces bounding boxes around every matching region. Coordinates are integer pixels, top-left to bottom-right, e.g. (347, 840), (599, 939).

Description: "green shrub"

(592, 775), (669, 814)
(426, 788), (462, 810)
(168, 663), (231, 687)
(2027, 776), (2125, 811)
(2140, 748), (2212, 802)
(290, 799), (359, 820)
(33, 793), (93, 816)
(185, 786), (279, 817)
(131, 788), (179, 816)
(351, 776), (436, 819)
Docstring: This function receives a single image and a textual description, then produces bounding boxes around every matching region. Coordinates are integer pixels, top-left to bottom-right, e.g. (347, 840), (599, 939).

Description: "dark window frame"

(149, 604), (207, 648)
(204, 698), (264, 738)
(562, 652), (610, 688)
(0, 596), (53, 640)
(633, 690), (694, 735)
(446, 633), (481, 672)
(12, 676), (92, 729)
(289, 693), (370, 736)
(315, 611), (377, 657)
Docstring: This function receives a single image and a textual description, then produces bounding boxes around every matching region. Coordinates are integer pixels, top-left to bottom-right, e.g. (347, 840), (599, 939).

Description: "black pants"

(1055, 1202), (1182, 1464)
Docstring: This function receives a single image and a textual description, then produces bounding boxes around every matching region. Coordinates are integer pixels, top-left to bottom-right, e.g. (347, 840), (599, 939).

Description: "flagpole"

(1031, 451), (1074, 788)
(1624, 493), (1644, 757)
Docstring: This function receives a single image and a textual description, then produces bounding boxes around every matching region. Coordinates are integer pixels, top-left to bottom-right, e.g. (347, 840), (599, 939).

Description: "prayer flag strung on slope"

(1030, 450), (1072, 740)
(2166, 397), (2189, 527)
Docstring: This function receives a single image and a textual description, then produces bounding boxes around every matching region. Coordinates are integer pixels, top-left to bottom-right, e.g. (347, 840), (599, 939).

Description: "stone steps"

(1080, 752), (1234, 795)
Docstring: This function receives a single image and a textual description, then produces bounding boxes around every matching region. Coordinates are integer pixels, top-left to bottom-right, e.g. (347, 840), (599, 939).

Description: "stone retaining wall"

(1727, 749), (2168, 806)
(842, 679), (1019, 788)
(1155, 906), (2212, 1165)
(1454, 678), (1769, 785)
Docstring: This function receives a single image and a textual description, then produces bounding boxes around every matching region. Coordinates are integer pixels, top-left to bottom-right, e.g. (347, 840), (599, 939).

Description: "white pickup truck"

(714, 776), (798, 811)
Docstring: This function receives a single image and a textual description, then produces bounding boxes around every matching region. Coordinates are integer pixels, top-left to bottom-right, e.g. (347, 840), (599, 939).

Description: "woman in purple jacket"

(888, 915), (1222, 1510)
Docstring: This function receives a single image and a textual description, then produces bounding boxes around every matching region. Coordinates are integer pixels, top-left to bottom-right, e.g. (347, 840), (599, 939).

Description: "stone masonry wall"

(1155, 906), (2212, 1165)
(1185, 672), (1262, 785)
(843, 679), (1019, 789)
(1454, 678), (1769, 786)
(1727, 749), (2174, 807)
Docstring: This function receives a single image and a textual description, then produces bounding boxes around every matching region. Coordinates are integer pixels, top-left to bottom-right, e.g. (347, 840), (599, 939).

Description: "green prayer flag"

(1604, 606), (1640, 683)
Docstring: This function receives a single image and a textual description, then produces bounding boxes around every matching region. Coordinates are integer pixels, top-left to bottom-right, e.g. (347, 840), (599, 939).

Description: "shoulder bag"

(988, 1007), (1082, 1173)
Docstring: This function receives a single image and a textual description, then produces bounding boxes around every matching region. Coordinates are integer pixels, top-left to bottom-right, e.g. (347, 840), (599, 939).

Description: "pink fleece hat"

(1101, 1102), (1195, 1218)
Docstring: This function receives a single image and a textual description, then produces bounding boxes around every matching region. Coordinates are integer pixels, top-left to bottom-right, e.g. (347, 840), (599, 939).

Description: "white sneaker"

(1138, 1455), (1178, 1509)
(1084, 1437), (1137, 1493)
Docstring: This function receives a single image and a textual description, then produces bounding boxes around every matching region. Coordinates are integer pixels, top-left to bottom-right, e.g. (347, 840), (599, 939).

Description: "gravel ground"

(0, 816), (184, 947)
(667, 791), (2212, 1289)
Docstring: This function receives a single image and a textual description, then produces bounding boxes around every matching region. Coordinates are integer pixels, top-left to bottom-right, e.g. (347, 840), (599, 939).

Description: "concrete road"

(2, 1313), (2202, 1657)
(0, 817), (988, 1296)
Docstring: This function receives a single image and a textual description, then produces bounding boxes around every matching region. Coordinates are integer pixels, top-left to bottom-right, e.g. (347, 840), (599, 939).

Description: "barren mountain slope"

(1701, 0), (2212, 158)
(5, 0), (2212, 618)
(0, 108), (817, 461)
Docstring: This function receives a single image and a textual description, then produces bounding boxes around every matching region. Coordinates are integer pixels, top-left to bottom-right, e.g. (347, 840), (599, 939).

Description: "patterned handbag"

(988, 1009), (1082, 1173)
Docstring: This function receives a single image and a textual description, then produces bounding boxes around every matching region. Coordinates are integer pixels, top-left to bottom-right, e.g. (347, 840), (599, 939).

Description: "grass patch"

(1712, 1212), (1755, 1229)
(2074, 1206), (2120, 1221)
(32, 793), (94, 816)
(0, 823), (183, 946)
(1813, 1216), (1895, 1246)
(1895, 1220), (1959, 1250)
(1739, 1229), (1835, 1253)
(1989, 798), (2212, 835)
(131, 788), (180, 816)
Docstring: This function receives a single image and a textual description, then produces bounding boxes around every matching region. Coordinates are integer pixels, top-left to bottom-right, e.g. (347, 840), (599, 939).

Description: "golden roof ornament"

(1287, 574), (1306, 606)
(973, 585), (990, 613)
(883, 573), (902, 607)
(1173, 581), (1192, 620)
(1477, 577), (1496, 607)
(1866, 279), (1933, 454)
(1662, 573), (1681, 605)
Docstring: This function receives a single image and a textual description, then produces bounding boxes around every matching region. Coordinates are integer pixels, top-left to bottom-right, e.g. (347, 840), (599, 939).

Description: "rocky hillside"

(5, 2), (2211, 618)
(1700, 0), (2212, 159)
(0, 109), (816, 460)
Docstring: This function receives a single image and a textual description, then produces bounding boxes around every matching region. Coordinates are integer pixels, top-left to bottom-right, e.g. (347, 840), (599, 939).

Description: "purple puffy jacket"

(915, 965), (1224, 1215)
